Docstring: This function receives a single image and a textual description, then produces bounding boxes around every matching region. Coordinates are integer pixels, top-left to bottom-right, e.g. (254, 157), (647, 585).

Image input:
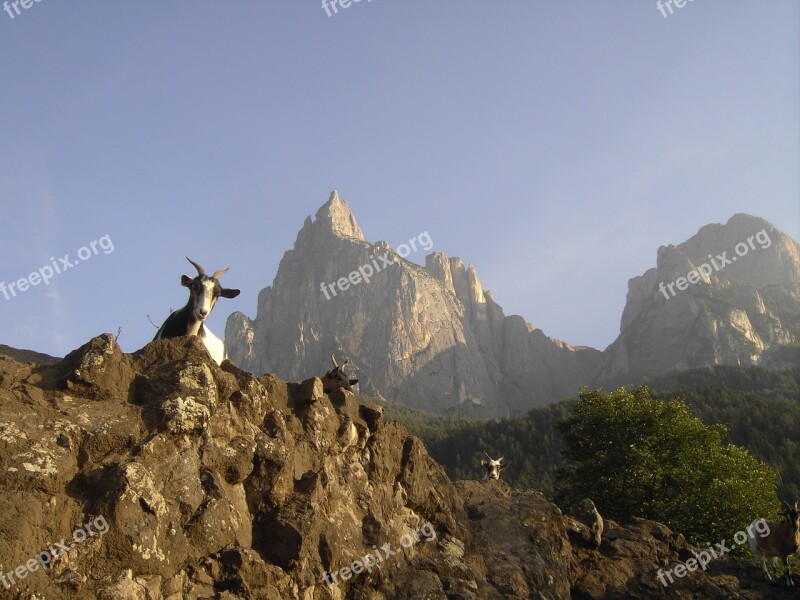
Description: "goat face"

(779, 502), (800, 529)
(322, 353), (359, 393)
(182, 258), (240, 321)
(481, 454), (507, 481)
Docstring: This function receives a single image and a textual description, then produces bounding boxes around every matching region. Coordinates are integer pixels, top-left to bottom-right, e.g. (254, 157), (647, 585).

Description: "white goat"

(154, 257), (240, 365)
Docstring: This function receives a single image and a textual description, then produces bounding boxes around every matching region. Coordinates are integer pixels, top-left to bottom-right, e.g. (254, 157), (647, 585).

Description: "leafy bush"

(554, 386), (778, 548)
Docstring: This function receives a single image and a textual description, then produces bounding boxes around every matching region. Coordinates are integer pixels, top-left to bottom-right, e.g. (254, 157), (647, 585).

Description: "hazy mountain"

(596, 213), (800, 388)
(225, 195), (799, 415)
(225, 192), (600, 417)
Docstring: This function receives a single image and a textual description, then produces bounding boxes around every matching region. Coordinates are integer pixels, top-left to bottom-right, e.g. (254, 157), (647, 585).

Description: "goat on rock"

(481, 453), (509, 481)
(154, 257), (240, 365)
(321, 353), (359, 393)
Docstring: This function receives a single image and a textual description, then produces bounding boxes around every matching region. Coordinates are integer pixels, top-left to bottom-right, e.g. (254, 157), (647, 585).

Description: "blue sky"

(0, 1), (797, 358)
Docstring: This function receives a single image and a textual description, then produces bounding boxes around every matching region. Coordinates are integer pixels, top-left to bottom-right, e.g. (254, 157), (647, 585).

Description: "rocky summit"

(0, 337), (794, 599)
(596, 213), (800, 388)
(226, 195), (800, 416)
(224, 192), (601, 418)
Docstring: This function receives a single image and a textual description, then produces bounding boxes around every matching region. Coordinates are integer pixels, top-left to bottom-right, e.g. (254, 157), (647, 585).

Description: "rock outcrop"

(225, 191), (601, 418)
(0, 336), (793, 599)
(225, 195), (798, 416)
(596, 214), (800, 388)
(0, 335), (472, 599)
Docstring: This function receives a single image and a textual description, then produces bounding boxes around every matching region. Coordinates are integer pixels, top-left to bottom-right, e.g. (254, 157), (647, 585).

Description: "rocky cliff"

(596, 213), (800, 387)
(0, 337), (792, 599)
(225, 195), (798, 415)
(224, 192), (601, 418)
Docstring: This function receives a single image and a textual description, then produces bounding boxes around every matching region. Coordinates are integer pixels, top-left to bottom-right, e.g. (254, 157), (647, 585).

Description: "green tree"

(555, 386), (778, 548)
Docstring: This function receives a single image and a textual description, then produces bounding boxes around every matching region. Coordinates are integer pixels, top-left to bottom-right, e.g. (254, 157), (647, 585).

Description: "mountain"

(225, 195), (799, 416)
(225, 191), (601, 418)
(0, 336), (792, 599)
(596, 214), (800, 388)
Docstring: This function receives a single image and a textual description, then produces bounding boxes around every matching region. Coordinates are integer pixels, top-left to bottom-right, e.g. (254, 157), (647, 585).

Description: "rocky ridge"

(0, 336), (793, 599)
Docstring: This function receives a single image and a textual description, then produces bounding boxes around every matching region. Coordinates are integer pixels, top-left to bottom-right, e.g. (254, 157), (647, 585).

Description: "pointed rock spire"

(314, 190), (365, 241)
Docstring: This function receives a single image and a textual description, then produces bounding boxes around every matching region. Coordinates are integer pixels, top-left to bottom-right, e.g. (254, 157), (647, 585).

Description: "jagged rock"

(0, 336), (792, 599)
(575, 498), (603, 548)
(597, 214), (800, 387)
(224, 191), (601, 417)
(359, 402), (384, 432)
(297, 377), (325, 404)
(0, 336), (471, 598)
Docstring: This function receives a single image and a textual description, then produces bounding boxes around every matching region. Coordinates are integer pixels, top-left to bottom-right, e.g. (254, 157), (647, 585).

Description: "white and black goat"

(481, 453), (509, 481)
(321, 353), (359, 393)
(154, 257), (240, 365)
(748, 501), (800, 586)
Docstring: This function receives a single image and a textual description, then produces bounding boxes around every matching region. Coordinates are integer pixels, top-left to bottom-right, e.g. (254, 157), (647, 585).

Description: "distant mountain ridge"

(225, 193), (800, 415)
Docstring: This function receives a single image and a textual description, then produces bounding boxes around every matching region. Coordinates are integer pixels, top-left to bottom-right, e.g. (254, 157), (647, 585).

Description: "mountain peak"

(313, 190), (365, 241)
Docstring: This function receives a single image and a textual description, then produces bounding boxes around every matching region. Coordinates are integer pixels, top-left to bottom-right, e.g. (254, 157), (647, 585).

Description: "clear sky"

(0, 1), (797, 358)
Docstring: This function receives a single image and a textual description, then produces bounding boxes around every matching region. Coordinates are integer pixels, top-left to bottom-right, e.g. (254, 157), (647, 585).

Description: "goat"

(481, 453), (509, 481)
(154, 257), (240, 366)
(321, 353), (358, 393)
(748, 502), (800, 586)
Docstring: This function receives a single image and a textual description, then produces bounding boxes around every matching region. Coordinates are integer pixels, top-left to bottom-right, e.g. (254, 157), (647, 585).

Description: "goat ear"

(181, 275), (193, 287)
(221, 288), (240, 299)
(349, 378), (359, 386)
(481, 460), (488, 467)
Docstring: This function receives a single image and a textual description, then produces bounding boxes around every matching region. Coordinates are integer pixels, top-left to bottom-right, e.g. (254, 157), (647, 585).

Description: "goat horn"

(331, 353), (338, 368)
(211, 268), (230, 280)
(484, 452), (493, 461)
(186, 257), (206, 276)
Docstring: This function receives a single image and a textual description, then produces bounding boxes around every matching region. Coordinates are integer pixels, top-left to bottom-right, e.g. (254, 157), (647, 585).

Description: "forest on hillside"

(377, 365), (800, 499)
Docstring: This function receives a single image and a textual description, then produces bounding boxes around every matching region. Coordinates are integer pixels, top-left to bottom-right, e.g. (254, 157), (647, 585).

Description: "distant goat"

(748, 502), (800, 586)
(154, 257), (240, 365)
(481, 453), (508, 481)
(321, 353), (359, 393)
